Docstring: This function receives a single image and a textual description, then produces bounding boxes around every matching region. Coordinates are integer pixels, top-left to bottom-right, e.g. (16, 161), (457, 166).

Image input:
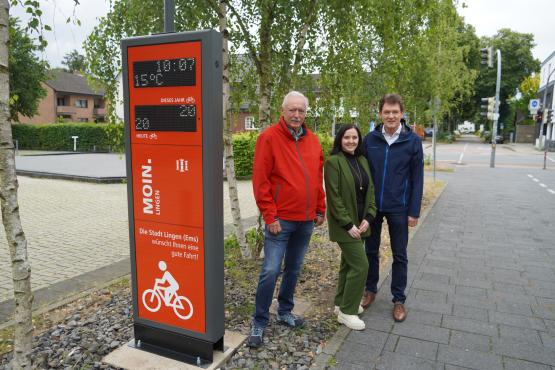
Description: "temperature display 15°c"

(133, 58), (196, 88)
(134, 105), (196, 132)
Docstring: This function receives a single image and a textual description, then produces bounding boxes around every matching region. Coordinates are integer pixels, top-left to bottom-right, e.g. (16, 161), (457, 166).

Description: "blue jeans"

(252, 220), (314, 328)
(365, 212), (408, 303)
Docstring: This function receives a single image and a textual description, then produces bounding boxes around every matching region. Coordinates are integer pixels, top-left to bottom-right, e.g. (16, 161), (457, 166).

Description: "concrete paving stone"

(532, 300), (555, 321)
(419, 272), (451, 285)
(488, 311), (546, 331)
(540, 331), (555, 348)
(494, 301), (533, 316)
(346, 328), (389, 348)
(485, 259), (522, 271)
(449, 330), (491, 353)
(442, 315), (497, 337)
(437, 344), (503, 370)
(529, 288), (555, 300)
(454, 285), (487, 299)
(403, 309), (443, 327)
(408, 299), (453, 315)
(492, 281), (527, 293)
(395, 337), (439, 361)
(520, 259), (554, 269)
(383, 334), (399, 352)
(421, 265), (458, 279)
(426, 258), (458, 270)
(412, 279), (455, 295)
(336, 341), (382, 365)
(449, 295), (496, 311)
(493, 340), (555, 366)
(363, 315), (395, 333)
(496, 324), (542, 345)
(414, 289), (448, 304)
(330, 361), (373, 370)
(391, 321), (450, 344)
(457, 270), (487, 281)
(488, 290), (538, 305)
(504, 358), (552, 370)
(375, 351), (444, 370)
(523, 270), (555, 283)
(546, 319), (555, 334)
(428, 249), (457, 258)
(452, 304), (489, 322)
(455, 257), (485, 268)
(530, 279), (555, 291)
(488, 268), (523, 281)
(444, 365), (474, 370)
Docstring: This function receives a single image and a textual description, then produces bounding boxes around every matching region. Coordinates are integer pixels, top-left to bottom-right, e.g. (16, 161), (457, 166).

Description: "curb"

(309, 180), (448, 370)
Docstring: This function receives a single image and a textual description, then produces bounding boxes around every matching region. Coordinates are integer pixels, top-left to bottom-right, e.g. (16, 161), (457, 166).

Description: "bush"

(232, 132), (258, 177)
(12, 122), (124, 152)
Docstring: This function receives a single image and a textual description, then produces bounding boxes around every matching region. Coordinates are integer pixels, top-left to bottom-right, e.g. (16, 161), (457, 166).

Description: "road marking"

(548, 189), (555, 194)
(527, 174), (533, 178)
(540, 183), (547, 188)
(548, 156), (555, 163)
(457, 143), (468, 164)
(533, 178), (539, 182)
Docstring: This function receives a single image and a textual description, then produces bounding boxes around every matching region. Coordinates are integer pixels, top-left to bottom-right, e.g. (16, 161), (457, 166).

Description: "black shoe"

(246, 325), (264, 348)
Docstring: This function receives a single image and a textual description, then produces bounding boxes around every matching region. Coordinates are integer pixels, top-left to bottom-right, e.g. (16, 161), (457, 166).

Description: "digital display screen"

(133, 58), (196, 87)
(134, 105), (196, 132)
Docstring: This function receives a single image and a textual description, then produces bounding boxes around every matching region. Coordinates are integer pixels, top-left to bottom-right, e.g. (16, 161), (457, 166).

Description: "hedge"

(231, 130), (333, 178)
(12, 123), (124, 152)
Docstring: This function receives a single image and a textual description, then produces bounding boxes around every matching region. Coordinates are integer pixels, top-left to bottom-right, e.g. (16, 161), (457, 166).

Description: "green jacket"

(324, 152), (377, 242)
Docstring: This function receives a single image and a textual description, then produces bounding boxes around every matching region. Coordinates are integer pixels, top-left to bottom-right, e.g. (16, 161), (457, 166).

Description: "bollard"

(71, 136), (78, 151)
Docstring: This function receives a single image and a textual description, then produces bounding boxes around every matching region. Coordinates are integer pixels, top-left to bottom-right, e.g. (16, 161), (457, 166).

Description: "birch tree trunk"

(0, 1), (34, 368)
(218, 0), (250, 258)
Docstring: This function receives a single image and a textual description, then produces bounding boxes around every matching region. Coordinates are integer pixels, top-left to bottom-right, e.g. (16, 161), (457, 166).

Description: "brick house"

(18, 70), (106, 124)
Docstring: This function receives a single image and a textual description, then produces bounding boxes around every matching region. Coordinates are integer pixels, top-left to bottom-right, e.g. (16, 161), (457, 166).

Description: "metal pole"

(164, 0), (175, 33)
(542, 68), (555, 170)
(433, 97), (439, 182)
(490, 49), (501, 168)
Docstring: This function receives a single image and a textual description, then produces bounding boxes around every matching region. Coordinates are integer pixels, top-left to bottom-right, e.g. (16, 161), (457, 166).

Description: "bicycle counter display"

(122, 30), (223, 363)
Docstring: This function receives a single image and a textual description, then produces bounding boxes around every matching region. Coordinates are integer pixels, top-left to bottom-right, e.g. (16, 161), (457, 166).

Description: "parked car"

(494, 135), (504, 144)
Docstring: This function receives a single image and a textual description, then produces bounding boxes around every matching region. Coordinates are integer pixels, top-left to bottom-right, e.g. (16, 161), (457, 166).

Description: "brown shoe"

(361, 291), (376, 309)
(393, 302), (407, 322)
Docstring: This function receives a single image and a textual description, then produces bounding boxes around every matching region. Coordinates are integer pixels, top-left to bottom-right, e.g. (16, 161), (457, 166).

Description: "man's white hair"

(282, 91), (309, 109)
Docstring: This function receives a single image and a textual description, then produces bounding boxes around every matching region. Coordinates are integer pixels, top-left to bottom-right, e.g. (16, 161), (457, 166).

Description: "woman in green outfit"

(324, 124), (376, 330)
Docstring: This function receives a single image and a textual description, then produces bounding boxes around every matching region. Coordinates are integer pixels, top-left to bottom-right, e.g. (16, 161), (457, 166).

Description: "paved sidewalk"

(328, 166), (555, 370)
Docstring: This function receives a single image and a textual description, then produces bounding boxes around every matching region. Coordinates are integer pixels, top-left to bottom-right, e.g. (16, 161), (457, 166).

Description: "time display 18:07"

(133, 58), (196, 88)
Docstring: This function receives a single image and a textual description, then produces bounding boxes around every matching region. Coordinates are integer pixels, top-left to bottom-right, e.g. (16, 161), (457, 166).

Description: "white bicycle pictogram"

(141, 261), (194, 320)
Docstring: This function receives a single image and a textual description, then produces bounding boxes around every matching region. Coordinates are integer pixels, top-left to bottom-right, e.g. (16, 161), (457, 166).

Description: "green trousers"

(334, 240), (369, 315)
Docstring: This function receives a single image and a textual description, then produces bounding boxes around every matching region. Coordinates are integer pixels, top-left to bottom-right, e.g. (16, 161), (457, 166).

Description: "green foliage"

(8, 18), (48, 121)
(316, 132), (333, 160)
(231, 132), (258, 177)
(11, 123), (124, 152)
(475, 29), (540, 127)
(62, 49), (87, 73)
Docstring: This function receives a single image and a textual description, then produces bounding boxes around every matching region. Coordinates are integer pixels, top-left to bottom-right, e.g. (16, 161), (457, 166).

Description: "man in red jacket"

(247, 91), (326, 348)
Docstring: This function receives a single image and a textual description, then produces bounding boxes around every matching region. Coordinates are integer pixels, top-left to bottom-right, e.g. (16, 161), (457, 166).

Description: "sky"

(10, 0), (555, 68)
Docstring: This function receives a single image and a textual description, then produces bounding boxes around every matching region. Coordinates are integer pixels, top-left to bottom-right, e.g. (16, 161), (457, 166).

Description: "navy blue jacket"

(362, 123), (424, 218)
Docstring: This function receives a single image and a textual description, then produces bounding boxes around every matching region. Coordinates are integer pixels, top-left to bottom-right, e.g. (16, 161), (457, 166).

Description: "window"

(78, 118), (89, 122)
(245, 116), (256, 130)
(57, 97), (66, 106)
(75, 99), (88, 108)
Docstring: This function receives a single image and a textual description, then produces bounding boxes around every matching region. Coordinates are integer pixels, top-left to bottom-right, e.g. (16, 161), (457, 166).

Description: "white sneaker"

(334, 305), (364, 315)
(337, 310), (365, 330)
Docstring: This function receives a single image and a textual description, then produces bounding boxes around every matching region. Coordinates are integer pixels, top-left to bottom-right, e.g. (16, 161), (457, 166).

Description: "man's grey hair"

(282, 91), (309, 109)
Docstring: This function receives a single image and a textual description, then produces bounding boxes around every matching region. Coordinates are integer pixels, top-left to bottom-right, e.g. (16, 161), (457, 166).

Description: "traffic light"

(480, 97), (495, 120)
(480, 47), (493, 68)
(547, 109), (554, 124)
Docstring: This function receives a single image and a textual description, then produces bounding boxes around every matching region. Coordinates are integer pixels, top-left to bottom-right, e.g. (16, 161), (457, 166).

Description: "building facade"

(18, 70), (106, 124)
(537, 51), (555, 149)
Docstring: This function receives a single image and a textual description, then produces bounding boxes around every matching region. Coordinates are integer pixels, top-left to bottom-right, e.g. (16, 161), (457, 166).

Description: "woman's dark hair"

(331, 124), (363, 156)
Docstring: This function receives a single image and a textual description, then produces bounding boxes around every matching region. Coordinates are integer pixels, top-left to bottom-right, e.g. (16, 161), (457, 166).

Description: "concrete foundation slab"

(102, 330), (245, 370)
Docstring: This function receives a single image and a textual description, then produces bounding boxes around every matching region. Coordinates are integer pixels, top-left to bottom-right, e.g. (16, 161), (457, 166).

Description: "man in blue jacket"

(361, 94), (424, 322)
